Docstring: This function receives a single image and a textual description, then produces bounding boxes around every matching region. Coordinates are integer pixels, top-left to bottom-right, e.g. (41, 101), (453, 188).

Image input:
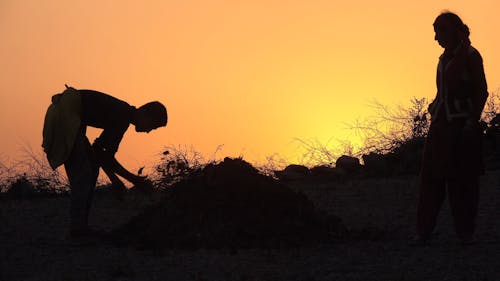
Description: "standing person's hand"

(462, 119), (479, 136)
(460, 119), (482, 151)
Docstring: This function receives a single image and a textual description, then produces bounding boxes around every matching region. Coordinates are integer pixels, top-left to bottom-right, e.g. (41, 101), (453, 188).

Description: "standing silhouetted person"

(415, 12), (488, 244)
(42, 85), (167, 238)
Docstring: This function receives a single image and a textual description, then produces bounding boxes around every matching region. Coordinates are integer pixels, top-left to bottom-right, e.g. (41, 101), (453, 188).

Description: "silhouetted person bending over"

(42, 85), (168, 238)
(416, 12), (488, 245)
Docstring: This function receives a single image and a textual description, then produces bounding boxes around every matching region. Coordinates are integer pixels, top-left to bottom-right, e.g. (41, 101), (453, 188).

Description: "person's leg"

(64, 132), (99, 235)
(83, 137), (99, 224)
(416, 177), (446, 240)
(415, 120), (451, 241)
(447, 176), (479, 241)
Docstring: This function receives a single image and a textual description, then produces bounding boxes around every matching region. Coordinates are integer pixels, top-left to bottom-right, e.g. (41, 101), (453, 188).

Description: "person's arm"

(96, 162), (127, 200)
(92, 142), (148, 186)
(468, 51), (488, 121)
(428, 66), (440, 118)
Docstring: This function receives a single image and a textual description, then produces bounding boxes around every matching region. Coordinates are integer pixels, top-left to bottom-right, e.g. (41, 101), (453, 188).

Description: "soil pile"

(113, 158), (344, 249)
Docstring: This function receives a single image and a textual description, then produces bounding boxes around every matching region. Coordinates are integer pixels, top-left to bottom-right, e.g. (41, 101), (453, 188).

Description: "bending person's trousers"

(64, 129), (99, 232)
(416, 176), (479, 240)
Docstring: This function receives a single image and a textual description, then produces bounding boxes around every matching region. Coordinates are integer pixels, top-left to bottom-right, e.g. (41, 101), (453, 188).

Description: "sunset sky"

(1, 0), (499, 173)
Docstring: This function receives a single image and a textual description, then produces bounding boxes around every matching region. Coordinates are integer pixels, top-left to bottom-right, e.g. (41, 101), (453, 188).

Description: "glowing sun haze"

(1, 0), (499, 171)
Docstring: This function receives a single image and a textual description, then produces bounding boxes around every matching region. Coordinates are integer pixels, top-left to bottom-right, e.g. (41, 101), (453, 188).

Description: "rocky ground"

(1, 167), (499, 281)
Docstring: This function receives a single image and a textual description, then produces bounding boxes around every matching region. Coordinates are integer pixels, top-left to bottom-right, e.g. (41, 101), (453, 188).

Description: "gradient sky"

(1, 0), (499, 173)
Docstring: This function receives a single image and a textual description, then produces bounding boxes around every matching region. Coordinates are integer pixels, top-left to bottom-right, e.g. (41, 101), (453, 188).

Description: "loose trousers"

(416, 176), (479, 240)
(64, 128), (99, 232)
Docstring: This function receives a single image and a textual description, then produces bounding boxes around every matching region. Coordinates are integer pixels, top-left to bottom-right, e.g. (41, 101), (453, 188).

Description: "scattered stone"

(275, 164), (310, 181)
(309, 165), (342, 180)
(335, 155), (361, 173)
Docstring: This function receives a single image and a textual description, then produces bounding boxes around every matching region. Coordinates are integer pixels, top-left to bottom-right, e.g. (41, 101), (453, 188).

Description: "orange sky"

(1, 0), (499, 173)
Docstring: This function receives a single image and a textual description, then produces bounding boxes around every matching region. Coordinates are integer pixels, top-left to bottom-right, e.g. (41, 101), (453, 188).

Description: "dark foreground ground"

(1, 171), (499, 281)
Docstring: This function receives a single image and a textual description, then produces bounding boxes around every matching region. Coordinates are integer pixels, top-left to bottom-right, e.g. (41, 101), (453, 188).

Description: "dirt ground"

(1, 171), (499, 281)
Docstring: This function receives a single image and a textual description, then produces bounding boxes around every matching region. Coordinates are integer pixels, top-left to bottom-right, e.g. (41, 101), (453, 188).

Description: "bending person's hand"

(130, 175), (154, 193)
(107, 172), (127, 201)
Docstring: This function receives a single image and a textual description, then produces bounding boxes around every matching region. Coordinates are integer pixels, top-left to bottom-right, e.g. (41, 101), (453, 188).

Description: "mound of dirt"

(113, 158), (344, 249)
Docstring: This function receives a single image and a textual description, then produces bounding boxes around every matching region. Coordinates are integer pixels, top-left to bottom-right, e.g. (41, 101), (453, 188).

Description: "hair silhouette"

(434, 11), (470, 38)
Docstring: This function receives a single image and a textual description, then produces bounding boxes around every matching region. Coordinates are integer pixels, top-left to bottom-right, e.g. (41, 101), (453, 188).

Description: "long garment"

(416, 44), (488, 240)
(417, 116), (483, 239)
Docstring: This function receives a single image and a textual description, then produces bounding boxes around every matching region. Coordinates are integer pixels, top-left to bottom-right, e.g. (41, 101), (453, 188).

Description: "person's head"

(133, 101), (168, 133)
(433, 11), (470, 50)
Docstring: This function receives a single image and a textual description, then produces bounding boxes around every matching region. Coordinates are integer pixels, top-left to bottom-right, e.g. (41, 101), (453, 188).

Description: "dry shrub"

(151, 144), (224, 188)
(0, 145), (67, 196)
(482, 88), (500, 124)
(254, 153), (289, 178)
(349, 97), (430, 156)
(292, 97), (430, 167)
(293, 137), (340, 167)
